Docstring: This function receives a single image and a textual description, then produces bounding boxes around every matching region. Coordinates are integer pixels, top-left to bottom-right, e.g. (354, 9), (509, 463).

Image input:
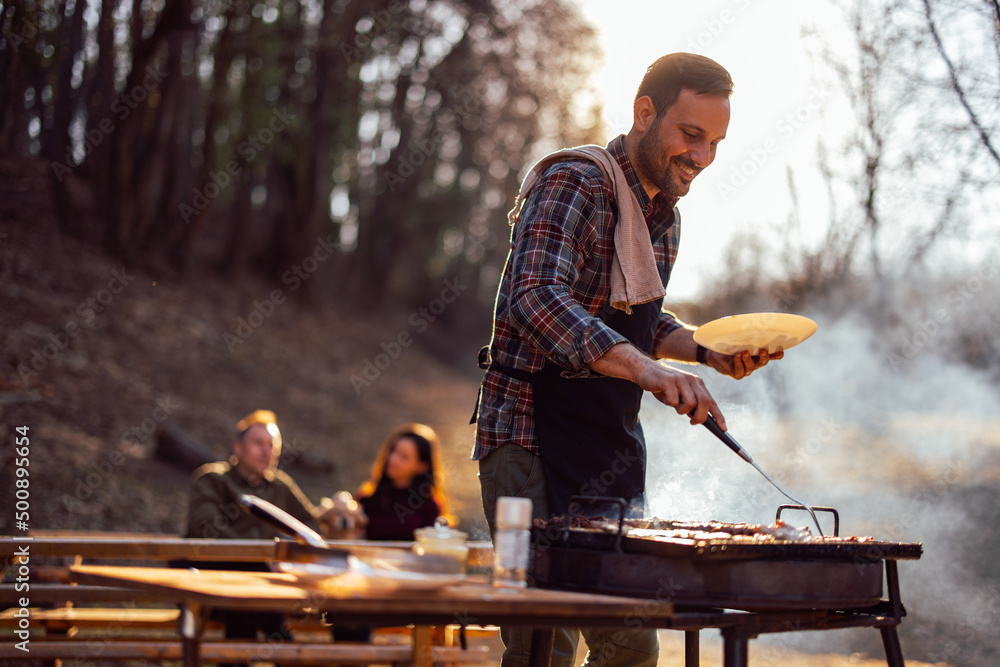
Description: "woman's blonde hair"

(356, 422), (456, 525)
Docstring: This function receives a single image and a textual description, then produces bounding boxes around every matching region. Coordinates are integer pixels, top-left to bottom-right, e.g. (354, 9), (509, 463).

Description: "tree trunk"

(50, 0), (85, 164)
(178, 4), (237, 273)
(294, 0), (340, 272)
(132, 28), (186, 254)
(151, 31), (199, 262)
(83, 0), (118, 242)
(106, 0), (191, 260)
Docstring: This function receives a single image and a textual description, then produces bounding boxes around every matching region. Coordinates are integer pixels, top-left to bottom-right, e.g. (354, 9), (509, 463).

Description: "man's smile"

(673, 158), (700, 181)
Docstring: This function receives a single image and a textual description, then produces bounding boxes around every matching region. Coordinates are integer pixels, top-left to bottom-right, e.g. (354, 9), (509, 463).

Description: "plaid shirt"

(473, 135), (683, 460)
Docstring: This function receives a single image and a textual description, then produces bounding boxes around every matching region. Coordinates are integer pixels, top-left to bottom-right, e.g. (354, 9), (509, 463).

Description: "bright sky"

(573, 0), (849, 301)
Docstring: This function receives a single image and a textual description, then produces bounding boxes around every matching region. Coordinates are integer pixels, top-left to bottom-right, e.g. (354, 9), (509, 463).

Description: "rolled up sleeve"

(653, 310), (684, 351)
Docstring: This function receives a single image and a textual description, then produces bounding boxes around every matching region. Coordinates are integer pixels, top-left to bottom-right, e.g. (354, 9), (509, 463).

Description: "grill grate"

(532, 511), (922, 562)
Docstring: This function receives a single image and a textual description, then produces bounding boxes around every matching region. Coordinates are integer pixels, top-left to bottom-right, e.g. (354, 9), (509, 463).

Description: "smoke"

(641, 311), (1000, 663)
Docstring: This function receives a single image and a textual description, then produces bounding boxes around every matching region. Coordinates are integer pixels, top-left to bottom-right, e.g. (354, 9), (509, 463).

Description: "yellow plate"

(693, 313), (817, 355)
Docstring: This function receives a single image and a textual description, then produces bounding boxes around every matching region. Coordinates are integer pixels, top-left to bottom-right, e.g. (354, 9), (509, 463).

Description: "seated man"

(186, 409), (320, 541)
(184, 410), (325, 659)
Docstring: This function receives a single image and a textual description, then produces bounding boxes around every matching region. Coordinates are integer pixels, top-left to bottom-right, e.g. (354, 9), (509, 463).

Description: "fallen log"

(153, 423), (216, 471)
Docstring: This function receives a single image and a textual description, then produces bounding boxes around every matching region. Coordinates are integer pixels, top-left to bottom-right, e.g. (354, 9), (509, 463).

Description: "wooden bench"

(0, 604), (488, 639)
(1, 533), (498, 665)
(0, 605), (328, 638)
(0, 606), (494, 665)
(0, 637), (491, 664)
(1, 606), (188, 631)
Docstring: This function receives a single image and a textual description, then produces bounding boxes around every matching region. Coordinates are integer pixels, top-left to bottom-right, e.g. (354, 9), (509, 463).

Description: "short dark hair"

(636, 53), (734, 117)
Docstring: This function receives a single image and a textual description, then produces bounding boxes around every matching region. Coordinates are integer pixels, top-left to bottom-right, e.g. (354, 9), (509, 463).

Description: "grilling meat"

(534, 516), (875, 544)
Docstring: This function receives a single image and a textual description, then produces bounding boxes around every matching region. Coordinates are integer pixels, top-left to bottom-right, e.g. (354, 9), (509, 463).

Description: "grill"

(531, 503), (921, 611)
(529, 501), (923, 666)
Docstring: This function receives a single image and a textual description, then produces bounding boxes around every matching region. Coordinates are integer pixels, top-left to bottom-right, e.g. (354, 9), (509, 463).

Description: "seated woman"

(354, 422), (455, 540)
(332, 423), (455, 645)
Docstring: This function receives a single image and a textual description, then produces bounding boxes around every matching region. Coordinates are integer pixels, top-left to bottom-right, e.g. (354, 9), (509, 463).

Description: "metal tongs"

(693, 414), (825, 537)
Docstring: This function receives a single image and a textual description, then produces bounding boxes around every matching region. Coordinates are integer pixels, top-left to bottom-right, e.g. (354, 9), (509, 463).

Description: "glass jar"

(413, 517), (469, 573)
(492, 496), (532, 588)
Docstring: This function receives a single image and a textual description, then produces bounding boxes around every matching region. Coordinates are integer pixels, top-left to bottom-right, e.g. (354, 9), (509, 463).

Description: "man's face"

(635, 88), (730, 199)
(233, 423), (279, 478)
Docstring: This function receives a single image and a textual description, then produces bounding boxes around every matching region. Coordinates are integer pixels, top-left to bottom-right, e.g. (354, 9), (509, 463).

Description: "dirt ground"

(656, 633), (950, 666)
(467, 630), (952, 666)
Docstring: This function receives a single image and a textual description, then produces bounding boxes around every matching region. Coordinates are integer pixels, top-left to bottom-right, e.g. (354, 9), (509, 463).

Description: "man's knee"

(499, 625), (579, 667)
(581, 627), (658, 667)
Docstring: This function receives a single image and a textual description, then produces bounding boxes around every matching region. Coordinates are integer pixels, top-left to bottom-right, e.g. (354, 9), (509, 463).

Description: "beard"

(635, 121), (699, 199)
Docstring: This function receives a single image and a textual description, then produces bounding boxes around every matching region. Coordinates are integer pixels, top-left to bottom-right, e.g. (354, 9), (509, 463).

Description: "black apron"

(490, 297), (661, 519)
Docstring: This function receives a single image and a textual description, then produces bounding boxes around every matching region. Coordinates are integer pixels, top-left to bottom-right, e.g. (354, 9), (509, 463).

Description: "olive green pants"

(479, 443), (659, 667)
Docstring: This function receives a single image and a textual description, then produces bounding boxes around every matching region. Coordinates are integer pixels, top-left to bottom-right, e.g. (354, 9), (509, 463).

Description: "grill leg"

(722, 635), (748, 667)
(880, 626), (906, 667)
(684, 630), (700, 667)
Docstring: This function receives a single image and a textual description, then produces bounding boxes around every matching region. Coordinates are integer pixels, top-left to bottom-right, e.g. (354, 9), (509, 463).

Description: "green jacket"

(185, 461), (319, 540)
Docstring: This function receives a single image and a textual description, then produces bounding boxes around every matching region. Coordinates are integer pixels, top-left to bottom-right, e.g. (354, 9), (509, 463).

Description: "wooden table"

(4, 534), (914, 667)
(0, 534), (495, 567)
(69, 564), (674, 667)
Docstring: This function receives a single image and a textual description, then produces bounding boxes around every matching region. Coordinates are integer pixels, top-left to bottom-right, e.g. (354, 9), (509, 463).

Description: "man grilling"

(473, 53), (783, 667)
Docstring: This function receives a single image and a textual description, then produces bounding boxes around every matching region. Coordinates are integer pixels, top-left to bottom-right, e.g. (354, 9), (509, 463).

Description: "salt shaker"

(492, 496), (532, 588)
